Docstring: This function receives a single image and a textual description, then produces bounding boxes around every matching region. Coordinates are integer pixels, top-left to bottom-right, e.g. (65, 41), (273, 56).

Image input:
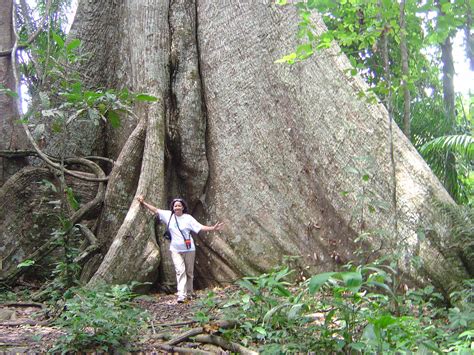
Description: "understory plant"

(51, 283), (149, 353)
(211, 264), (473, 354)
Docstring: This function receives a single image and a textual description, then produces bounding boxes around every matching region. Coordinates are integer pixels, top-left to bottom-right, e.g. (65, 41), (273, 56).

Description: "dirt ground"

(0, 287), (236, 354)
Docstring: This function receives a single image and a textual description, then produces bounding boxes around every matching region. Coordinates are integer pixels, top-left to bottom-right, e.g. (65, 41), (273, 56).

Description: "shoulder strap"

(166, 212), (174, 230)
(174, 214), (189, 240)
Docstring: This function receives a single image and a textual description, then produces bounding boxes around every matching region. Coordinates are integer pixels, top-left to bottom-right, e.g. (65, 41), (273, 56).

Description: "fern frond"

(420, 134), (474, 161)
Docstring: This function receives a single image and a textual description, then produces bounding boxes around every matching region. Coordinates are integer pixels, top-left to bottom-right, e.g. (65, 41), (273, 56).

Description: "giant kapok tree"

(0, 0), (470, 296)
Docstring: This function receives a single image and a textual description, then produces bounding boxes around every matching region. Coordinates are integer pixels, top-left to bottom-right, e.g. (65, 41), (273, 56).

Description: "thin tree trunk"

(466, 3), (474, 70)
(437, 0), (457, 198)
(0, 0), (28, 186)
(399, 0), (411, 139)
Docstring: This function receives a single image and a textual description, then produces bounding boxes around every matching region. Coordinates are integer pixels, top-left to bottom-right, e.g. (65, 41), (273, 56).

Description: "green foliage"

(278, 0), (473, 205)
(27, 31), (157, 131)
(194, 291), (217, 324)
(51, 284), (149, 353)
(212, 265), (474, 353)
(0, 84), (19, 98)
(16, 259), (36, 268)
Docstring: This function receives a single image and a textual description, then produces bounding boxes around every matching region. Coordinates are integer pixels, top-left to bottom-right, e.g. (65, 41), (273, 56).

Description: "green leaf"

(0, 84), (19, 98)
(51, 31), (65, 48)
(263, 304), (289, 323)
(275, 52), (297, 64)
(372, 314), (397, 329)
(66, 187), (80, 211)
(288, 303), (306, 319)
(308, 272), (336, 293)
(107, 110), (121, 128)
(66, 39), (81, 52)
(253, 326), (267, 336)
(237, 279), (258, 294)
(135, 93), (158, 102)
(296, 43), (313, 59)
(41, 179), (57, 192)
(275, 284), (292, 298)
(339, 271), (363, 292)
(17, 259), (35, 268)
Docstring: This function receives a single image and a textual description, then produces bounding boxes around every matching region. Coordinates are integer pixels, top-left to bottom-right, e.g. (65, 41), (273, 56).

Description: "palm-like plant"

(420, 134), (474, 205)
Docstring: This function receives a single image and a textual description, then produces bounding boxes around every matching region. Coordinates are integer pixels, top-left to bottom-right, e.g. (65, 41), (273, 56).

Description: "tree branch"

(166, 327), (204, 346)
(194, 334), (258, 355)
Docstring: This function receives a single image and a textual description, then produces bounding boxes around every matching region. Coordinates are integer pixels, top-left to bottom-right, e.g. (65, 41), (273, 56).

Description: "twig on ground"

(1, 302), (44, 308)
(166, 327), (204, 346)
(0, 319), (48, 327)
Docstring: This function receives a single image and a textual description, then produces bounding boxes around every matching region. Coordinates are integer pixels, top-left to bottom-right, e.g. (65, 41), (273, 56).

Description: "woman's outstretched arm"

(200, 222), (224, 232)
(136, 195), (159, 215)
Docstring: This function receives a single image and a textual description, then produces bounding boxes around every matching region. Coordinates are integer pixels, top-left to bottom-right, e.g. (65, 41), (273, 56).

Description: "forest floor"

(0, 286), (237, 354)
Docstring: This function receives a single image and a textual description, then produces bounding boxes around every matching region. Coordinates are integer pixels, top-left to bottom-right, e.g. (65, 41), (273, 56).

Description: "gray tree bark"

(1, 0), (470, 295)
(0, 0), (28, 186)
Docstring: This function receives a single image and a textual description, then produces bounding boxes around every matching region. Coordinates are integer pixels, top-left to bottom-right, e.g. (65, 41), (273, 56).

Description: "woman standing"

(137, 195), (223, 303)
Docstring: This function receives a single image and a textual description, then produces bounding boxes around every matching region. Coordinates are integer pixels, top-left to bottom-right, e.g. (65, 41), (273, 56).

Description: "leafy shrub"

(51, 284), (149, 353)
(212, 265), (474, 353)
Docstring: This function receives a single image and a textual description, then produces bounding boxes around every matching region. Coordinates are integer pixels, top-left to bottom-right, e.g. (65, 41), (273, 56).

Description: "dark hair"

(169, 198), (188, 214)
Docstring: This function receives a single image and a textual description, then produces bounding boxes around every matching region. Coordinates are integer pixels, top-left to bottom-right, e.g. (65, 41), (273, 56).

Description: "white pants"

(171, 251), (195, 298)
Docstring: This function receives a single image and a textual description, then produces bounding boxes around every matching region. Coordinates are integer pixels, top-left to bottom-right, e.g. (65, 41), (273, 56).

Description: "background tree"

(0, 0), (29, 185)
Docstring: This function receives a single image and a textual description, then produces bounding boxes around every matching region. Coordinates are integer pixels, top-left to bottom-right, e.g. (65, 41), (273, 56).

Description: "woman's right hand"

(136, 195), (144, 203)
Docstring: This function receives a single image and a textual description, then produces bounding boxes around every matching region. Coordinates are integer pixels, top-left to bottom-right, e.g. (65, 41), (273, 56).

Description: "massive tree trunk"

(1, 0), (470, 295)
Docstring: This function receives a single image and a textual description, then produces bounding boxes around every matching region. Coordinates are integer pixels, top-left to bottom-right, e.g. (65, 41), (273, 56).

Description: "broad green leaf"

(366, 281), (395, 297)
(308, 272), (336, 293)
(340, 271), (363, 292)
(275, 284), (292, 298)
(107, 110), (121, 128)
(66, 39), (81, 52)
(372, 314), (397, 328)
(418, 341), (442, 354)
(51, 31), (65, 48)
(237, 278), (258, 294)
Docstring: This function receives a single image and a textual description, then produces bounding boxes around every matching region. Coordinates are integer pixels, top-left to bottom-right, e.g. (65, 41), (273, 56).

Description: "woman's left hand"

(212, 222), (224, 231)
